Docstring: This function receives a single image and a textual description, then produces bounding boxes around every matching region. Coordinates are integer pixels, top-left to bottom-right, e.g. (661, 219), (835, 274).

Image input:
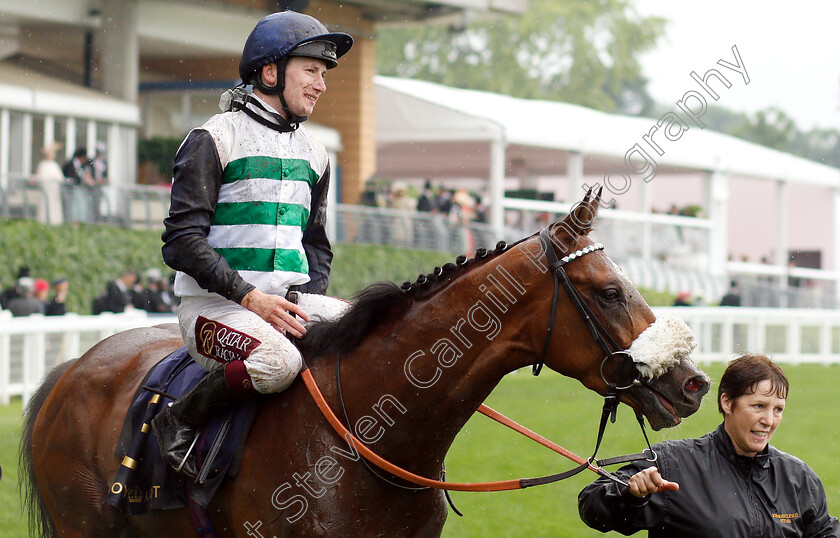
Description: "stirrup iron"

(175, 433), (200, 475)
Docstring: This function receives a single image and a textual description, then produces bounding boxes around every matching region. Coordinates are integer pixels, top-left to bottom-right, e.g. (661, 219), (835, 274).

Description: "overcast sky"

(634, 0), (840, 131)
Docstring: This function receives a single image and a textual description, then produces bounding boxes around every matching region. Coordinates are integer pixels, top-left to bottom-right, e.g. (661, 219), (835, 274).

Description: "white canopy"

(375, 75), (840, 188)
(374, 76), (840, 301)
(0, 62), (139, 125)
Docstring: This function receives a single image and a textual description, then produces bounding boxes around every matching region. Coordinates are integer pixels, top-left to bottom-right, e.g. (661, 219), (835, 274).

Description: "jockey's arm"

(161, 130), (254, 304)
(297, 163), (332, 295)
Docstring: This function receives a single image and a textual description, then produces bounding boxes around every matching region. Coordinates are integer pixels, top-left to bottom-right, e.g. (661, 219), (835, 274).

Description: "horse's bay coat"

(22, 191), (711, 537)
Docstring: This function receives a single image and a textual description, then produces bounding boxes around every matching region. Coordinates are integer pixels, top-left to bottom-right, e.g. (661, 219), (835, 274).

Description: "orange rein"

(300, 368), (604, 492)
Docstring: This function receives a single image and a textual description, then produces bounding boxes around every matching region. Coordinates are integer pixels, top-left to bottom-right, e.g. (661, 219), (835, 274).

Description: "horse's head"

(516, 188), (709, 430)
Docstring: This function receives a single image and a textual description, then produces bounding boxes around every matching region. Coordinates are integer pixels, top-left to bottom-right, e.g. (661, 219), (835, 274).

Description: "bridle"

(533, 228), (656, 473)
(534, 228), (638, 385)
(300, 228), (660, 497)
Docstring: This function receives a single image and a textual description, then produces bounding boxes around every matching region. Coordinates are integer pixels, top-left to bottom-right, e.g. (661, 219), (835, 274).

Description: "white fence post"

(0, 331), (9, 405)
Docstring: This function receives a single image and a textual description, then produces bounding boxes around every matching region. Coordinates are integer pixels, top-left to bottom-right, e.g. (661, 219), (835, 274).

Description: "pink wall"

(534, 173), (835, 270)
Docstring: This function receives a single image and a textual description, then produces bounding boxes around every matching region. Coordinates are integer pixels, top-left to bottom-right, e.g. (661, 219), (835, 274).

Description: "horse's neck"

(334, 261), (538, 476)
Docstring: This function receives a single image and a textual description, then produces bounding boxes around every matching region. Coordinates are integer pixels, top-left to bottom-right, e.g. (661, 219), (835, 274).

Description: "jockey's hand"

(627, 467), (679, 498)
(241, 289), (310, 338)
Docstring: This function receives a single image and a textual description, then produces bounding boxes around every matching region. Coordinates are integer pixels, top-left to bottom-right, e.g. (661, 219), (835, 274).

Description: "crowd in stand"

(0, 265), (177, 318)
(0, 266), (69, 317)
(91, 268), (178, 315)
(363, 180), (488, 224)
(27, 141), (109, 225)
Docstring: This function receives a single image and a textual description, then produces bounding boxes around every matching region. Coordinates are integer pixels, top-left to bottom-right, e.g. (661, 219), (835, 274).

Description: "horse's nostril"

(684, 377), (705, 393)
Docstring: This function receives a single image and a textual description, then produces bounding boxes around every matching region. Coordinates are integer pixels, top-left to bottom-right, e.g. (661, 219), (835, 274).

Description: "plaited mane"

(299, 240), (518, 357)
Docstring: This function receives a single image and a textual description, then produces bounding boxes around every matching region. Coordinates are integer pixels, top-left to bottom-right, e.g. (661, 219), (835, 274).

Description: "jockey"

(153, 11), (353, 478)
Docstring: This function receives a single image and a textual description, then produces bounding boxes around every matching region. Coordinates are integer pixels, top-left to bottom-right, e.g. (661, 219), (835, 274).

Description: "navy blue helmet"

(239, 11), (353, 84)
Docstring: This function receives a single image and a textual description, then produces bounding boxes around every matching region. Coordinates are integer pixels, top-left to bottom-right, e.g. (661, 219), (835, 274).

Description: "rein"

(299, 228), (664, 494)
(300, 367), (632, 491)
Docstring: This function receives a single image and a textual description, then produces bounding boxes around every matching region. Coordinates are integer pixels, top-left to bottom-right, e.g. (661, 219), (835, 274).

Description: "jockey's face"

(281, 56), (328, 119)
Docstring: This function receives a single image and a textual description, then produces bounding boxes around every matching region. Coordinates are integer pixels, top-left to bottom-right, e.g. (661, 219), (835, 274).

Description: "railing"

(333, 204), (501, 255)
(2, 176), (836, 306)
(0, 310), (177, 406)
(0, 175), (170, 229)
(656, 307), (840, 364)
(3, 307), (840, 407)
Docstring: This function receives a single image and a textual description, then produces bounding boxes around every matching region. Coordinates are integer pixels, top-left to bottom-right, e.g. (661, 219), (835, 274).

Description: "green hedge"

(0, 220), (169, 314)
(0, 219), (675, 313)
(0, 220), (454, 313)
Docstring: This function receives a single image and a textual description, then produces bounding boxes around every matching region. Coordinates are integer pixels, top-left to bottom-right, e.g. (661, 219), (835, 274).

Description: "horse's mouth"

(624, 383), (682, 431)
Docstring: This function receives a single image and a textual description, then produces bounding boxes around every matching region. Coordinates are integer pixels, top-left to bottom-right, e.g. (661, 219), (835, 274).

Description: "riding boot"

(151, 367), (239, 478)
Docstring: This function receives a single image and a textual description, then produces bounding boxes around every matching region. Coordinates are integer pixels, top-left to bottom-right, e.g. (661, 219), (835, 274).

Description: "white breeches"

(178, 293), (350, 394)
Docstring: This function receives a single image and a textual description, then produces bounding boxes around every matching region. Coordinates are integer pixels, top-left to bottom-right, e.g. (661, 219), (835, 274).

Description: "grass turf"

(2, 362), (839, 536)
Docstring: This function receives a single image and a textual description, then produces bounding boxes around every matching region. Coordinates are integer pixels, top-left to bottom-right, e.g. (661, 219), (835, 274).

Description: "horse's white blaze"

(628, 314), (697, 379)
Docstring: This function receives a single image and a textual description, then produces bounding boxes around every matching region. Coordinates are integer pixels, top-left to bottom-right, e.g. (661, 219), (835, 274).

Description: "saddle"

(105, 347), (258, 514)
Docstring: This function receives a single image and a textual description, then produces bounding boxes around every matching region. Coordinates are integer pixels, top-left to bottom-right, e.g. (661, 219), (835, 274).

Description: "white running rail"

(2, 307), (840, 408)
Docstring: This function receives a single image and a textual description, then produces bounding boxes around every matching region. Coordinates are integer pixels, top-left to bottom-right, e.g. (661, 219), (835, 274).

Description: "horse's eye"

(600, 288), (621, 302)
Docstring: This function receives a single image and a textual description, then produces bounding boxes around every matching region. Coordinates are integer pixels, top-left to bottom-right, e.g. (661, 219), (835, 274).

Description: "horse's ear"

(560, 186), (600, 238)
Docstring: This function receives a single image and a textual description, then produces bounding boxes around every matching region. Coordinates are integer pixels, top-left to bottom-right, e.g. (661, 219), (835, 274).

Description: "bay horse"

(21, 190), (709, 537)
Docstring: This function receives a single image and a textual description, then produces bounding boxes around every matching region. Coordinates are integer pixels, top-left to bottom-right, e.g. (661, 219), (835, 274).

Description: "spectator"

(134, 268), (175, 313)
(436, 189), (454, 215)
(45, 277), (69, 316)
(720, 280), (742, 306)
(451, 190), (476, 223)
(0, 265), (31, 308)
(33, 278), (49, 303)
(389, 182), (416, 247)
(34, 141), (65, 225)
(788, 260), (802, 289)
(61, 147), (94, 222)
(89, 142), (108, 222)
(416, 180), (436, 212)
(8, 277), (46, 317)
(672, 290), (693, 307)
(93, 270), (138, 314)
(450, 190), (477, 255)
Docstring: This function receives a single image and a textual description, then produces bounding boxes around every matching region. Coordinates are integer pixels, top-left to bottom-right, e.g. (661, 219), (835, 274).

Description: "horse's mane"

(299, 239), (520, 357)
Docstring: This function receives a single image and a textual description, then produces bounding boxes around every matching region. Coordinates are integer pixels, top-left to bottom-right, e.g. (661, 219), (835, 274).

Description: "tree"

(790, 127), (840, 168)
(724, 107), (840, 167)
(728, 107), (798, 151)
(375, 0), (665, 115)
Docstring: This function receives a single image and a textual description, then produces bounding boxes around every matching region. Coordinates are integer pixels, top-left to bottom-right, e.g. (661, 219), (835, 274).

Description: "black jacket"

(578, 424), (839, 537)
(161, 127), (333, 303)
(98, 280), (134, 314)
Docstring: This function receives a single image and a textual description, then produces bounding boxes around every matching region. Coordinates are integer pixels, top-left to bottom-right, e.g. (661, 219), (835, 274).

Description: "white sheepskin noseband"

(627, 314), (697, 379)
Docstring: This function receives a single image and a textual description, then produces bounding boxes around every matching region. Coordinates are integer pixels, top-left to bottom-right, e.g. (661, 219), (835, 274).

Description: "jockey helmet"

(239, 10), (353, 92)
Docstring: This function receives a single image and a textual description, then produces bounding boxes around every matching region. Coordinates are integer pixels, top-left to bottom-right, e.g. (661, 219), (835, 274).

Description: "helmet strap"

(232, 94), (298, 133)
(250, 58), (308, 127)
